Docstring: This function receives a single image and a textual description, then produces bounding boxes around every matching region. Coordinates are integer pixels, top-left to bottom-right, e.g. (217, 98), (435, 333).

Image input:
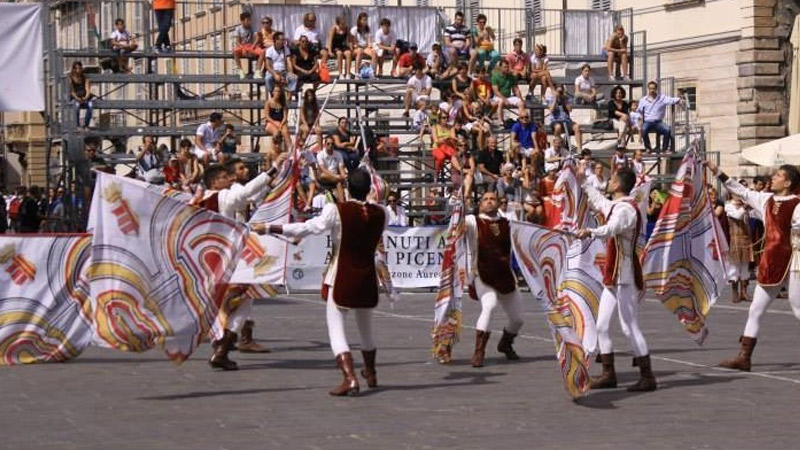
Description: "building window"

(591, 0), (612, 11)
(416, 0), (430, 6)
(679, 86), (697, 111)
(372, 0), (387, 6)
(526, 0), (543, 28)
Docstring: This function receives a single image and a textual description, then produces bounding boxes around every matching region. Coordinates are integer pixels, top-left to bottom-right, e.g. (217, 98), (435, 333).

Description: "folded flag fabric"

(642, 145), (729, 343)
(0, 235), (93, 365)
(88, 172), (248, 362)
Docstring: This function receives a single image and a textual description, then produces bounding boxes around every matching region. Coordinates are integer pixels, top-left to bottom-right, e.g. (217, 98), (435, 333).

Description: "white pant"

(728, 262), (750, 282)
(474, 277), (524, 334)
(596, 284), (649, 357)
(326, 289), (376, 356)
(743, 273), (800, 337)
(228, 297), (253, 333)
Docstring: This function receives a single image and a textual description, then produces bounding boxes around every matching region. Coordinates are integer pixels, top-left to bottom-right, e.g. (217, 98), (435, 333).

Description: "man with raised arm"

(706, 161), (800, 371)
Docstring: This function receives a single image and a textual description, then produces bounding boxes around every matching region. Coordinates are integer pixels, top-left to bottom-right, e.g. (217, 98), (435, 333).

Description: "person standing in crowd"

(726, 193), (754, 303)
(605, 25), (629, 80)
(465, 190), (525, 368)
(637, 81), (684, 154)
(265, 169), (389, 397)
(578, 167), (657, 392)
(707, 161), (800, 372)
(18, 186), (42, 234)
(152, 0), (175, 54)
(69, 62), (94, 130)
(0, 187), (7, 234)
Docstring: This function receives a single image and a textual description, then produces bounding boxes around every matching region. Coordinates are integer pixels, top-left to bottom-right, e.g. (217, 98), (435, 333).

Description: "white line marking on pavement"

(287, 295), (800, 385)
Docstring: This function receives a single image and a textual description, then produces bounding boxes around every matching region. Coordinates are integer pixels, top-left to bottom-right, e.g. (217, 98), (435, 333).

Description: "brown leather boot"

(330, 352), (360, 396)
(497, 328), (520, 360)
(589, 353), (617, 389)
(719, 336), (757, 372)
(237, 320), (271, 353)
(731, 281), (741, 303)
(470, 330), (491, 368)
(360, 349), (377, 388)
(208, 329), (239, 371)
(627, 354), (657, 392)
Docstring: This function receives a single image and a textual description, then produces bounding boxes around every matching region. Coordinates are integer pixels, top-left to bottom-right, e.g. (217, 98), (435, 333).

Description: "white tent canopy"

(741, 133), (800, 167)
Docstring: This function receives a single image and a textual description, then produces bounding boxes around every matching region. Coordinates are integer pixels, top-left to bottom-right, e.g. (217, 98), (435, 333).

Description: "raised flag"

(642, 145), (729, 343)
(88, 172), (248, 362)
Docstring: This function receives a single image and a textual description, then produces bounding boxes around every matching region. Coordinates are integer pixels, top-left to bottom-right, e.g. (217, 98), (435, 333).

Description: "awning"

(741, 133), (800, 166)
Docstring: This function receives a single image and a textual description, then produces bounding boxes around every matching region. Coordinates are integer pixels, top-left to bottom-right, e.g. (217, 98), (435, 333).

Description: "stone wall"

(736, 0), (800, 174)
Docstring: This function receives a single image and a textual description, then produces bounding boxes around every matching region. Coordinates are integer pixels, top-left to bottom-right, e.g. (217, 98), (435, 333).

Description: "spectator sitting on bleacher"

(136, 136), (164, 183)
(164, 155), (180, 187)
(194, 112), (224, 164)
(511, 110), (539, 160)
(292, 35), (320, 90)
(629, 99), (642, 144)
(233, 12), (263, 80)
(608, 85), (630, 147)
(403, 65), (432, 117)
(264, 86), (292, 160)
(632, 149), (645, 177)
(425, 43), (455, 80)
(255, 16), (275, 78)
(111, 18), (137, 73)
(451, 136), (475, 196)
(470, 14), (500, 74)
(460, 97), (491, 150)
(476, 136), (504, 191)
(637, 81), (683, 154)
(69, 61), (94, 130)
(299, 89), (323, 147)
(177, 138), (203, 191)
(491, 60), (523, 123)
(574, 63), (603, 105)
(444, 11), (475, 74)
(350, 13), (374, 77)
(497, 163), (522, 205)
(528, 44), (553, 103)
(293, 13), (329, 67)
(332, 117), (360, 172)
(544, 135), (568, 173)
(373, 18), (400, 77)
(397, 43), (425, 78)
(450, 62), (472, 102)
(430, 110), (456, 183)
(505, 38), (528, 80)
(218, 124), (239, 162)
(471, 65), (496, 120)
(327, 16), (352, 78)
(412, 98), (430, 132)
(316, 136), (347, 202)
(263, 32), (297, 92)
(610, 144), (629, 174)
(587, 162), (608, 193)
(386, 192), (409, 227)
(297, 148), (318, 212)
(605, 25), (629, 80)
(548, 84), (583, 149)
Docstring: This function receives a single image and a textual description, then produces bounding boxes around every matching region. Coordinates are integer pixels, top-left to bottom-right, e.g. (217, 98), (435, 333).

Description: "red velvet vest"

(200, 192), (220, 213)
(476, 217), (517, 294)
(324, 202), (385, 308)
(758, 197), (800, 286)
(602, 201), (644, 290)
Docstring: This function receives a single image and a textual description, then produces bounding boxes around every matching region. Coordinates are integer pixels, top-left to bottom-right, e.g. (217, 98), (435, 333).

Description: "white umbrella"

(741, 133), (800, 166)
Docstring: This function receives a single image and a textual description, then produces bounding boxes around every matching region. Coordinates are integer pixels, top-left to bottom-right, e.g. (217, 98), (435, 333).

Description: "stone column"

(736, 0), (799, 172)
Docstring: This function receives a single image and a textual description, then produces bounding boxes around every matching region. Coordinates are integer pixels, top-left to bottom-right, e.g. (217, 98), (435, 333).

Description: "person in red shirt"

(471, 65), (496, 119)
(397, 43), (425, 77)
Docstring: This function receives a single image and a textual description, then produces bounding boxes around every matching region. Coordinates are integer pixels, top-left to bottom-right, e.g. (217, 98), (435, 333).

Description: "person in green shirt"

(490, 60), (523, 123)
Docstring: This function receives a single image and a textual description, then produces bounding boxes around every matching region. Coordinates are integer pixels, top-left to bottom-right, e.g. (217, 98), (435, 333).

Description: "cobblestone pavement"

(2, 290), (800, 450)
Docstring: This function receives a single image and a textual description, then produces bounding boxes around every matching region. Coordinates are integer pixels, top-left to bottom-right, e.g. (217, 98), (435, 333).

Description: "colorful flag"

(431, 192), (467, 363)
(642, 145), (729, 343)
(552, 159), (604, 355)
(88, 172), (248, 362)
(511, 221), (590, 398)
(0, 235), (93, 365)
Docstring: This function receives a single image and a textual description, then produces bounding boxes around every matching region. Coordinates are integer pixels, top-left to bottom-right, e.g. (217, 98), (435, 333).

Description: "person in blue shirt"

(510, 111), (540, 160)
(636, 81), (684, 153)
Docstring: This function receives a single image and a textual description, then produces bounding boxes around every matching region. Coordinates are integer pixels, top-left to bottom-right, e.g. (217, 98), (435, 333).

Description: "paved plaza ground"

(2, 289), (800, 450)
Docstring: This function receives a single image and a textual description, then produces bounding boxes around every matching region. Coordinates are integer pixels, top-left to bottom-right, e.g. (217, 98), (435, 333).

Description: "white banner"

(0, 3), (45, 111)
(286, 226), (447, 290)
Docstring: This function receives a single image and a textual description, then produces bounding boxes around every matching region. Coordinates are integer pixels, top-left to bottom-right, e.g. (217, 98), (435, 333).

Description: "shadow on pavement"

(356, 371), (506, 397)
(138, 386), (315, 401)
(574, 371), (744, 409)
